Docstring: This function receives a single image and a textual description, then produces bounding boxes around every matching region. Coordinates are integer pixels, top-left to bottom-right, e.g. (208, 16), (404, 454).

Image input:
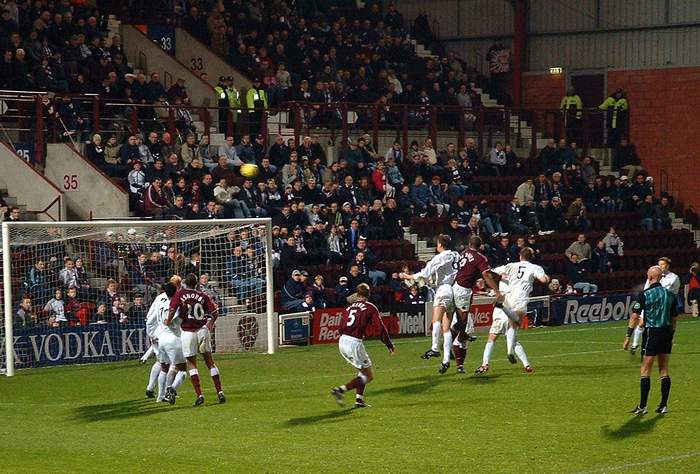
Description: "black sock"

(640, 376), (651, 408)
(626, 327), (634, 337)
(660, 376), (671, 407)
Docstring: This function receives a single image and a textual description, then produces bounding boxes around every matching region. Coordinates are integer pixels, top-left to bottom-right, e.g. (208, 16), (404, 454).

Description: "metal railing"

(0, 92), (627, 165)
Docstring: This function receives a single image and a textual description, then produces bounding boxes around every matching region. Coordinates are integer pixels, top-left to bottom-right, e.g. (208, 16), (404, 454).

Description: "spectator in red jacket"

(371, 161), (395, 199)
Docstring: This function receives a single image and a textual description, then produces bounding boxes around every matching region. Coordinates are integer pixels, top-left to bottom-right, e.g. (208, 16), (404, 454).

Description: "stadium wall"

(523, 67), (700, 211)
(0, 143), (65, 221)
(44, 144), (129, 220)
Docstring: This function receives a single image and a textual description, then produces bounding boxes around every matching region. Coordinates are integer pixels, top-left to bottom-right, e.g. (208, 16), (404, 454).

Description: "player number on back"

(187, 302), (205, 320)
(516, 266), (525, 279)
(346, 309), (358, 327)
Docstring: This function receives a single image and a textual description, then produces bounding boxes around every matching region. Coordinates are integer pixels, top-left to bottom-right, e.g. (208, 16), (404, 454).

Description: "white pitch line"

(573, 450), (700, 474)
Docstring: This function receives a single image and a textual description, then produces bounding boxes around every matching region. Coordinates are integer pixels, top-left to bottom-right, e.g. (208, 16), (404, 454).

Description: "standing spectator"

(599, 88), (629, 148)
(487, 142), (506, 176)
(592, 241), (612, 273)
(506, 197), (529, 234)
(246, 77), (268, 136)
(602, 226), (624, 271)
(566, 196), (589, 231)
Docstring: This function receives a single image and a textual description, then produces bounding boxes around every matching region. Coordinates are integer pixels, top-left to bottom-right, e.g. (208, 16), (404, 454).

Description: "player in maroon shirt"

(331, 284), (396, 408)
(443, 236), (502, 374)
(165, 273), (225, 406)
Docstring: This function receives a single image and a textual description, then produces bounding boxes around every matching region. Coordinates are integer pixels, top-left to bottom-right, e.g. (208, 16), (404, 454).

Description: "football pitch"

(1, 319), (699, 473)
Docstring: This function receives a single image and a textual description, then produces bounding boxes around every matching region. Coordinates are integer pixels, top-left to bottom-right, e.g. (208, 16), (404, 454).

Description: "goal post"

(1, 219), (277, 376)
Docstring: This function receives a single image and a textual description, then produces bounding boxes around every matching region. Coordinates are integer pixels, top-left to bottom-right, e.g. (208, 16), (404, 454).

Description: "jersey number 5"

(187, 302), (205, 320)
(346, 309), (357, 327)
(516, 266), (525, 279)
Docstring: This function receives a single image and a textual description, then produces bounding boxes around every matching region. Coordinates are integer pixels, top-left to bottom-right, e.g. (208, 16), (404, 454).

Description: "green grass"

(1, 318), (700, 473)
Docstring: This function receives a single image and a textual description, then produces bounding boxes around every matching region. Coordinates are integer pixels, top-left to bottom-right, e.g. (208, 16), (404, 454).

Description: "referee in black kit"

(631, 266), (677, 415)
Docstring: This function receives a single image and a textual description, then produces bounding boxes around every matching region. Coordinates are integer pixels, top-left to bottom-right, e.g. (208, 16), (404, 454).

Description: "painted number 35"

(63, 174), (78, 190)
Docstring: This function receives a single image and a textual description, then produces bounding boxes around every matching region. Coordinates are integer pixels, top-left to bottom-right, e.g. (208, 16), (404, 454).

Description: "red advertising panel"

(471, 303), (495, 328)
(310, 304), (426, 344)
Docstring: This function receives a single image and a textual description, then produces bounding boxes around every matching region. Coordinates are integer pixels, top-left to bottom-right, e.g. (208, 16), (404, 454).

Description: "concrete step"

(222, 296), (239, 307)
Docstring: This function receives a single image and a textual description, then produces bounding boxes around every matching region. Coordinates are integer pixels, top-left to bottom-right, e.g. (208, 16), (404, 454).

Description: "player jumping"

(150, 282), (188, 404)
(331, 284), (396, 408)
(166, 273), (225, 406)
(475, 247), (549, 374)
(446, 236), (502, 374)
(624, 257), (680, 353)
(398, 235), (460, 361)
(144, 292), (165, 399)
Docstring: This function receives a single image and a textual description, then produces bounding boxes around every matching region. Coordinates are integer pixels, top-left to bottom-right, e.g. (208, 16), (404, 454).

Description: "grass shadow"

(285, 408), (355, 427)
(72, 398), (186, 423)
(371, 374), (452, 396)
(464, 373), (505, 383)
(601, 415), (662, 440)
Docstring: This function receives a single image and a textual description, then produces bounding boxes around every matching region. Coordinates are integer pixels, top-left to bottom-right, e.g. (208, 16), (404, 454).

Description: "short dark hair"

(163, 282), (177, 298)
(658, 257), (672, 266)
(436, 234), (453, 250)
(469, 235), (482, 249)
(184, 273), (198, 288)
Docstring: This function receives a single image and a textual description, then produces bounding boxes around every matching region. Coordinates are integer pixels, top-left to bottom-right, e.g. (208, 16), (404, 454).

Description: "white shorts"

(504, 294), (528, 314)
(150, 340), (160, 358)
(434, 284), (455, 314)
(490, 308), (517, 335)
(157, 332), (185, 365)
(338, 334), (372, 369)
(181, 326), (212, 358)
(452, 284), (473, 311)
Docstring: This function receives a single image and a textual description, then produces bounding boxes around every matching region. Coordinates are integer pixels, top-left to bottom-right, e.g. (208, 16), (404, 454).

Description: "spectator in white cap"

(334, 275), (352, 306)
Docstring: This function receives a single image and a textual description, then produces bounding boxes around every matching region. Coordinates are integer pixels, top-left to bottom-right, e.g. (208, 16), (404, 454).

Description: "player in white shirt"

(144, 293), (164, 400)
(398, 235), (461, 362)
(144, 282), (187, 402)
(624, 257), (680, 352)
(475, 247), (549, 374)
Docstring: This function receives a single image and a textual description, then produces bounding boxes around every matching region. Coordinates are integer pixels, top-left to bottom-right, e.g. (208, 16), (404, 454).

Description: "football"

(240, 163), (259, 179)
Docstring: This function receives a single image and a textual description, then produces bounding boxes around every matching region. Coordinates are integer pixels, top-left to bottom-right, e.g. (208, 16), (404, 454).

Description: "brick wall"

(522, 67), (700, 211)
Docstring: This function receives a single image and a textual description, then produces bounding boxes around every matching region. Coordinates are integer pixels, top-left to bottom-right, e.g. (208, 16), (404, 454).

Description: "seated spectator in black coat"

(335, 276), (352, 306)
(402, 284), (426, 304)
(345, 264), (370, 291)
(492, 237), (513, 266)
(280, 270), (305, 313)
(566, 254), (598, 294)
(279, 236), (299, 269)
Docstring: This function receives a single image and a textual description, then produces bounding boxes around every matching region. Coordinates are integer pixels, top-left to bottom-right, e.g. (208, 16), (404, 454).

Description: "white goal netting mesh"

(1, 220), (272, 372)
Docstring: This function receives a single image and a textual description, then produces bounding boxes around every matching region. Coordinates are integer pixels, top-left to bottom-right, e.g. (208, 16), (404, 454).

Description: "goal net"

(1, 219), (275, 376)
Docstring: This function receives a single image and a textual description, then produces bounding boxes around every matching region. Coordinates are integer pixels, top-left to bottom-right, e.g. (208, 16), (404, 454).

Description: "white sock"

(482, 340), (494, 366)
(210, 367), (219, 377)
(465, 314), (475, 335)
(505, 325), (517, 356)
(157, 371), (167, 399)
(632, 325), (644, 347)
(166, 367), (177, 388)
(431, 321), (442, 352)
(140, 345), (155, 362)
(442, 331), (453, 364)
(173, 370), (186, 390)
(147, 361), (161, 391)
(514, 342), (530, 367)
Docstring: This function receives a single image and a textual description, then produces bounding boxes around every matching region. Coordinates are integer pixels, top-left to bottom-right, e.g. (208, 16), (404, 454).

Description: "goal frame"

(1, 218), (277, 377)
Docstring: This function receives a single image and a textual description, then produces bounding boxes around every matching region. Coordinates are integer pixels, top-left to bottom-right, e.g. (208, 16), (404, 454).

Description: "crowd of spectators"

(0, 1), (130, 93)
(179, 0), (485, 112)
